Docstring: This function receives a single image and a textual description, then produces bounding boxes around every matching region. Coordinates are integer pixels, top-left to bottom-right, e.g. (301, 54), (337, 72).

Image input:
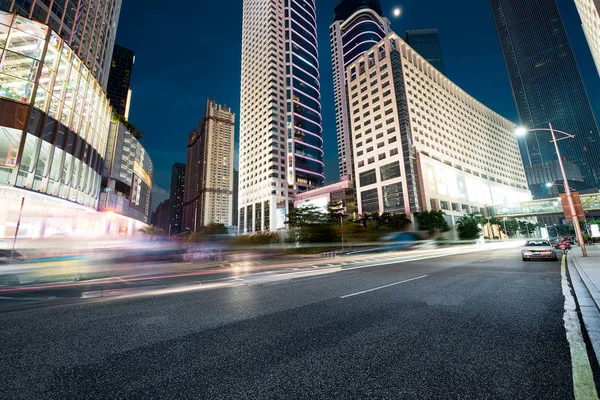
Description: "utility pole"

(549, 123), (587, 256)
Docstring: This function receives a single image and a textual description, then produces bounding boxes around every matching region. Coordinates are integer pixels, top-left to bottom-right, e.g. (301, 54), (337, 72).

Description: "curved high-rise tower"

(331, 0), (391, 180)
(239, 0), (324, 233)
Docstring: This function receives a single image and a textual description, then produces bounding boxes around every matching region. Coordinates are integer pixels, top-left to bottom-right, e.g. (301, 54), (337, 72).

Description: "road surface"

(0, 247), (593, 399)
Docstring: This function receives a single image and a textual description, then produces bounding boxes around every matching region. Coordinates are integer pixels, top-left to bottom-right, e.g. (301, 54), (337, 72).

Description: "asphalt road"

(0, 248), (586, 399)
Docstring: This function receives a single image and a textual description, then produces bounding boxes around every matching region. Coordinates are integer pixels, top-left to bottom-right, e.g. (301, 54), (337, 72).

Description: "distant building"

(169, 163), (186, 234)
(523, 160), (594, 199)
(99, 121), (154, 224)
(575, 0), (600, 77)
(490, 0), (600, 190)
(151, 200), (170, 232)
(0, 0), (122, 89)
(107, 45), (134, 119)
(404, 29), (446, 75)
(331, 0), (391, 180)
(347, 33), (530, 226)
(294, 178), (357, 218)
(183, 98), (235, 232)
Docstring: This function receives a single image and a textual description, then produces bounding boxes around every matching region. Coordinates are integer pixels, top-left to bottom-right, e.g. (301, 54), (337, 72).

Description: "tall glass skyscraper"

(404, 29), (446, 75)
(490, 0), (600, 189)
(239, 0), (324, 233)
(331, 0), (390, 180)
(0, 0), (122, 89)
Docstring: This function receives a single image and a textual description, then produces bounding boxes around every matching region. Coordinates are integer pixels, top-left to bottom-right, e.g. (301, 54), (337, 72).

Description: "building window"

(380, 161), (401, 181)
(361, 188), (379, 213)
(359, 168), (377, 187)
(382, 183), (403, 212)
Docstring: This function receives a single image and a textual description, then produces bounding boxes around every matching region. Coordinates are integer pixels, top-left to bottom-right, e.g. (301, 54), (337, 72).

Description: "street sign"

(560, 192), (585, 221)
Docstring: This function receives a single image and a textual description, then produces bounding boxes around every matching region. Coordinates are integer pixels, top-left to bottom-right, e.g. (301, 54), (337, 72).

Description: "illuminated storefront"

(0, 11), (119, 239)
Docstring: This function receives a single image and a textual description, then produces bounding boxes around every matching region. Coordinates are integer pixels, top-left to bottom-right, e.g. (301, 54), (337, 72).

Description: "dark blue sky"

(115, 0), (600, 209)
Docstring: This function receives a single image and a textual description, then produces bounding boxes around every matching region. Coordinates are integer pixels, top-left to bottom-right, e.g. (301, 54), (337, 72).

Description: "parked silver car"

(521, 240), (558, 261)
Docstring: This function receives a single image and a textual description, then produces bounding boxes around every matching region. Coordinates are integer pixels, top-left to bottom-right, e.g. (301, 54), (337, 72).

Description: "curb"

(567, 255), (600, 369)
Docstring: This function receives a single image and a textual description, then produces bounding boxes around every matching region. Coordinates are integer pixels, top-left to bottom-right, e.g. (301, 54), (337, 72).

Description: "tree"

(140, 225), (166, 237)
(327, 201), (345, 224)
(286, 205), (326, 228)
(415, 210), (450, 237)
(200, 223), (228, 236)
(500, 220), (519, 238)
(518, 221), (537, 237)
(456, 215), (482, 240)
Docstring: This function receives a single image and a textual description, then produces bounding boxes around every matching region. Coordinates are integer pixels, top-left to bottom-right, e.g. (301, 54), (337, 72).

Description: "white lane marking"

(480, 257), (499, 262)
(342, 250), (469, 271)
(340, 275), (428, 299)
(561, 256), (599, 400)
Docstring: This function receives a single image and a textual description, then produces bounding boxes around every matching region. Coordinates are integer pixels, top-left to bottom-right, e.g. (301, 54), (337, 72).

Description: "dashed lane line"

(340, 275), (428, 299)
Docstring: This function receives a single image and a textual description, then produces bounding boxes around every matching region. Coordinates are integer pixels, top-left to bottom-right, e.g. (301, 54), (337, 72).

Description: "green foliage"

(456, 215), (482, 240)
(139, 225), (166, 236)
(500, 219), (520, 237)
(415, 210), (450, 236)
(200, 223), (228, 236)
(233, 232), (280, 246)
(518, 221), (537, 236)
(113, 112), (144, 140)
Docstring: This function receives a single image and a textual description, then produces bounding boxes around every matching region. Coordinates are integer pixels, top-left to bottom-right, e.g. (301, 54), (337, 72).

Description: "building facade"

(404, 29), (446, 75)
(0, 0), (122, 89)
(348, 33), (531, 226)
(106, 44), (134, 119)
(99, 120), (153, 224)
(490, 0), (600, 190)
(575, 0), (600, 77)
(151, 199), (169, 233)
(294, 177), (357, 217)
(0, 11), (120, 239)
(169, 162), (185, 234)
(239, 0), (325, 233)
(183, 98), (235, 232)
(331, 0), (390, 180)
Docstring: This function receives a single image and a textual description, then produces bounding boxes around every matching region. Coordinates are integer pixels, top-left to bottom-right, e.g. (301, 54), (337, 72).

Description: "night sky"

(114, 0), (600, 210)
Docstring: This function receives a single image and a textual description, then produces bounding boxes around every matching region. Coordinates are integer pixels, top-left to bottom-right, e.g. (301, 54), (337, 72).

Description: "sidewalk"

(567, 244), (600, 364)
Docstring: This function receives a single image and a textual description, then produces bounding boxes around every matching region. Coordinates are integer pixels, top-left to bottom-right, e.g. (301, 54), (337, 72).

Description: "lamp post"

(516, 123), (588, 256)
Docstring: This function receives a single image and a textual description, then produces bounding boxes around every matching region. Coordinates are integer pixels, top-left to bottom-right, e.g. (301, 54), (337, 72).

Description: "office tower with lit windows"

(575, 0), (600, 77)
(404, 29), (446, 75)
(239, 0), (324, 233)
(183, 98), (235, 232)
(106, 44), (134, 119)
(169, 162), (185, 234)
(348, 33), (530, 227)
(331, 0), (390, 180)
(0, 0), (122, 89)
(490, 0), (600, 190)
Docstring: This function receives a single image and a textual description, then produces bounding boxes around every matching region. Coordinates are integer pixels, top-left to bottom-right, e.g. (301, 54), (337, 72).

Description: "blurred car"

(521, 240), (558, 261)
(0, 249), (23, 287)
(549, 238), (561, 248)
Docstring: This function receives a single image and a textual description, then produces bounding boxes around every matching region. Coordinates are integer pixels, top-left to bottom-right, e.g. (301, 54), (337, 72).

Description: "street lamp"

(516, 123), (588, 256)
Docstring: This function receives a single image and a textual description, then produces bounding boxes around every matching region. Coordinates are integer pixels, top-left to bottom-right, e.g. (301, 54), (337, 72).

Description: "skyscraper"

(490, 0), (600, 189)
(107, 44), (134, 119)
(574, 0), (600, 76)
(404, 29), (446, 75)
(0, 0), (122, 89)
(331, 0), (390, 180)
(239, 0), (324, 233)
(183, 98), (235, 232)
(169, 162), (186, 234)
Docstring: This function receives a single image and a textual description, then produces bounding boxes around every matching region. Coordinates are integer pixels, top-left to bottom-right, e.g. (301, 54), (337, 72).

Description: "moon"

(392, 7), (402, 17)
